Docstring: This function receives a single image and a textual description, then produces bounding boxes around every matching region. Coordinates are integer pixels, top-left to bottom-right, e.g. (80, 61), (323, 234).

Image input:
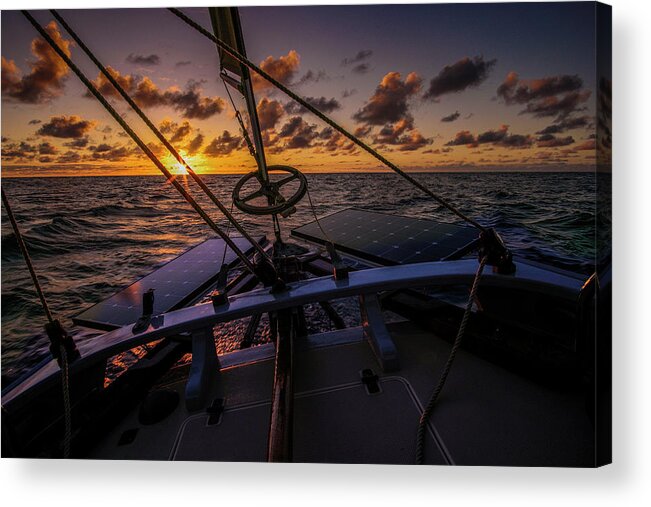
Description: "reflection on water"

(1, 171), (607, 383)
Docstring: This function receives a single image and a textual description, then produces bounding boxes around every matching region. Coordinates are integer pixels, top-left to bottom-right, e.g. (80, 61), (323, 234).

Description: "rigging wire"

(49, 9), (272, 267)
(1, 188), (72, 458)
(21, 10), (257, 276)
(415, 255), (488, 464)
(221, 73), (257, 160)
(167, 7), (487, 233)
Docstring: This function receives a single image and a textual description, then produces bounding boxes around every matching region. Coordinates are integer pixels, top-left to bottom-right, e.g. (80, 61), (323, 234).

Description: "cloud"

(353, 71), (422, 126)
(64, 136), (90, 149)
(536, 134), (575, 148)
(497, 72), (591, 120)
(441, 111), (460, 122)
(352, 72), (429, 151)
(185, 133), (204, 155)
(341, 49), (373, 67)
(57, 150), (82, 163)
(88, 143), (131, 161)
(520, 91), (591, 119)
(284, 96), (341, 115)
(159, 119), (193, 143)
(352, 63), (371, 75)
(424, 56), (496, 101)
(446, 125), (533, 149)
(88, 67), (225, 119)
(38, 142), (58, 155)
(257, 97), (285, 131)
(204, 130), (242, 157)
(372, 118), (431, 151)
(1, 21), (72, 104)
(536, 115), (591, 135)
(37, 115), (96, 138)
(175, 60), (192, 67)
(126, 53), (160, 66)
(28, 119), (42, 125)
(342, 88), (357, 98)
(1, 141), (38, 160)
(575, 139), (596, 151)
(278, 116), (319, 149)
(296, 69), (328, 86)
(252, 50), (301, 90)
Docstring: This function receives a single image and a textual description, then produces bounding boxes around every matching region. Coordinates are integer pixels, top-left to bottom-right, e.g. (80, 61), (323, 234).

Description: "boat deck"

(88, 321), (595, 466)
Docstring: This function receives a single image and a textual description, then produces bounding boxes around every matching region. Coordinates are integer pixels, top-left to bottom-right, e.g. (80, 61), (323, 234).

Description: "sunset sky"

(1, 3), (609, 177)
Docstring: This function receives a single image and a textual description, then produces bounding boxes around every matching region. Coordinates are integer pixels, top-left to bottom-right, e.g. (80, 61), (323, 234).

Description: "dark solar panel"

(291, 209), (479, 266)
(73, 236), (264, 330)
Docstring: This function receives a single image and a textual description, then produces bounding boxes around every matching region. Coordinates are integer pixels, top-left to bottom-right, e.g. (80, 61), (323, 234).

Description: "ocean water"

(1, 172), (607, 384)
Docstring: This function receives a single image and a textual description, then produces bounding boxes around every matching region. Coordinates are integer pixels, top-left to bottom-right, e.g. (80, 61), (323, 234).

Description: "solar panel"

(291, 208), (479, 266)
(73, 236), (264, 330)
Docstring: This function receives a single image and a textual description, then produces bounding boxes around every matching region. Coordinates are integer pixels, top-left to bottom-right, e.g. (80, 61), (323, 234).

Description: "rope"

(1, 188), (72, 458)
(59, 345), (72, 458)
(415, 255), (487, 464)
(167, 8), (486, 233)
(49, 10), (271, 267)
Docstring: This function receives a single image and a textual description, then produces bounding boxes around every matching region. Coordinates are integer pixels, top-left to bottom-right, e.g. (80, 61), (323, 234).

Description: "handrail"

(2, 259), (583, 404)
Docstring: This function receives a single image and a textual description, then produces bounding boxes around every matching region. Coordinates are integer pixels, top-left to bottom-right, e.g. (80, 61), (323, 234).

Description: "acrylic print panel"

(0, 2), (611, 466)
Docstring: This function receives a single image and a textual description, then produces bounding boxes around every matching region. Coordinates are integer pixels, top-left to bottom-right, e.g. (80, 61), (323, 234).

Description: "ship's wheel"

(233, 165), (307, 216)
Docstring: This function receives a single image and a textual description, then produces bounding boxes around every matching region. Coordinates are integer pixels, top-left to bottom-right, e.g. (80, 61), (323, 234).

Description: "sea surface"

(1, 172), (609, 385)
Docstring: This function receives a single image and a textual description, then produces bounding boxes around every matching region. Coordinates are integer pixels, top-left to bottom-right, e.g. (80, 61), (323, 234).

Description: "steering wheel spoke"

(241, 189), (265, 203)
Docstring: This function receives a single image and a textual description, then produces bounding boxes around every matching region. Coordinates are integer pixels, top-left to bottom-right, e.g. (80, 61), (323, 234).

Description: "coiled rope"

(167, 8), (486, 233)
(21, 10), (258, 276)
(415, 255), (487, 464)
(1, 188), (72, 458)
(48, 9), (272, 267)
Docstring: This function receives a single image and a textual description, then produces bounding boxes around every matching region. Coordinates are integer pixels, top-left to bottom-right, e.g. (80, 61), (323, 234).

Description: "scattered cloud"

(536, 134), (575, 148)
(38, 142), (58, 155)
(372, 118), (431, 151)
(204, 130), (242, 157)
(424, 56), (496, 101)
(341, 49), (373, 67)
(257, 97), (285, 131)
(441, 111), (460, 122)
(126, 53), (160, 66)
(28, 119), (42, 125)
(159, 119), (193, 143)
(352, 63), (371, 75)
(37, 115), (97, 138)
(175, 60), (192, 67)
(64, 136), (90, 149)
(88, 67), (225, 119)
(284, 96), (341, 115)
(353, 71), (422, 126)
(446, 125), (533, 149)
(1, 21), (72, 104)
(185, 133), (204, 155)
(342, 88), (357, 98)
(252, 50), (301, 90)
(536, 115), (591, 135)
(278, 116), (319, 149)
(296, 69), (328, 86)
(497, 72), (591, 120)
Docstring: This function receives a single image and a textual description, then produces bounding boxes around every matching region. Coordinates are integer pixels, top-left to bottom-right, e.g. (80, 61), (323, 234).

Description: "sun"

(173, 162), (189, 175)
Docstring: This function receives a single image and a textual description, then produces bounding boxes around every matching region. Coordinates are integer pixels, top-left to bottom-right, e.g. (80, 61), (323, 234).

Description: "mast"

(209, 7), (270, 184)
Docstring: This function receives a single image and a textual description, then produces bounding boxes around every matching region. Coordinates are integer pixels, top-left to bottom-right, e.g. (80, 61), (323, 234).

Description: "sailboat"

(1, 7), (611, 466)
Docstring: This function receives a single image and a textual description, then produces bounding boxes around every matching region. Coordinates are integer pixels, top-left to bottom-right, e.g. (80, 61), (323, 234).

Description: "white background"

(1, 0), (649, 505)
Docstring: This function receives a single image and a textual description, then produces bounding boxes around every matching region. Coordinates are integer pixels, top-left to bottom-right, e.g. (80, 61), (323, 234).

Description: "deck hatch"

(73, 236), (263, 330)
(291, 208), (479, 265)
